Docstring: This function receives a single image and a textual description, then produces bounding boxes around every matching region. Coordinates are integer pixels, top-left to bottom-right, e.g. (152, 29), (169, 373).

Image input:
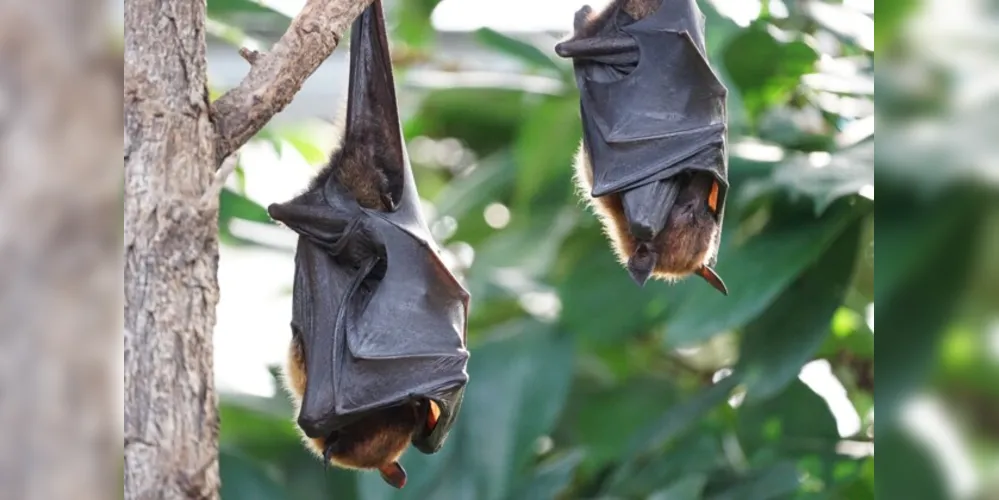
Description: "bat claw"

(696, 266), (729, 296)
(379, 461), (407, 489)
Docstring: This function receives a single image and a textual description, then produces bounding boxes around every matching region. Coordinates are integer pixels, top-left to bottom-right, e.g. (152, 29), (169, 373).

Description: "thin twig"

(210, 0), (373, 166)
(200, 153), (239, 205)
(238, 47), (261, 65)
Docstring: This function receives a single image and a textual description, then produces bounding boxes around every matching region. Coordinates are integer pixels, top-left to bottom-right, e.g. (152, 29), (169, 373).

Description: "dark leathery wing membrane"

(555, 0), (730, 294)
(266, 0), (470, 487)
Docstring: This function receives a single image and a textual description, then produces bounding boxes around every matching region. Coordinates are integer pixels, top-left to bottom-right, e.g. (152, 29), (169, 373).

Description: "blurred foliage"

(203, 0), (995, 498)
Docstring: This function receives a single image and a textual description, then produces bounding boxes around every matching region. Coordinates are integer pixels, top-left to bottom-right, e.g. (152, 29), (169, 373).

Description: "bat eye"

(425, 400), (441, 432)
(707, 179), (720, 214)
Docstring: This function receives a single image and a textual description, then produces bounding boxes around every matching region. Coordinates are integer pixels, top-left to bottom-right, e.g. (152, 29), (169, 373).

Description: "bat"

(266, 0), (470, 489)
(554, 0), (730, 295)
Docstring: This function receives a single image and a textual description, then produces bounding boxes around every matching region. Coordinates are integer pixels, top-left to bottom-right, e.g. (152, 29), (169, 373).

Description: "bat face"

(575, 148), (728, 294)
(557, 0), (730, 295)
(267, 0), (470, 489)
(283, 333), (446, 488)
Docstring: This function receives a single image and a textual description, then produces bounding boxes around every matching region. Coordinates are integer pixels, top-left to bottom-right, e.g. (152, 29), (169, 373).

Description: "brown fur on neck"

(283, 335), (418, 470)
(572, 146), (718, 282)
(621, 0), (661, 20)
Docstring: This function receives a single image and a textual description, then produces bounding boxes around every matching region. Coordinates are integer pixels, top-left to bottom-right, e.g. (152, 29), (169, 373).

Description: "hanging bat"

(266, 0), (470, 489)
(554, 0), (730, 295)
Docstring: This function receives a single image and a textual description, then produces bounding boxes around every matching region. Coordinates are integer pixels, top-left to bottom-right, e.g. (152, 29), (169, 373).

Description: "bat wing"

(271, 178), (469, 452)
(559, 0), (729, 200)
(271, 0), (469, 455)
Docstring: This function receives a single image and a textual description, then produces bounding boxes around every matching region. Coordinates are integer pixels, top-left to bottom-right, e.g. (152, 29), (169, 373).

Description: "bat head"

(574, 149), (728, 295)
(624, 171), (727, 295)
(284, 331), (453, 489)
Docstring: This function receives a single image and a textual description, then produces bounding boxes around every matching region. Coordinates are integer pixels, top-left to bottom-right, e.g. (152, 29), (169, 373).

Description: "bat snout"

(627, 244), (658, 287)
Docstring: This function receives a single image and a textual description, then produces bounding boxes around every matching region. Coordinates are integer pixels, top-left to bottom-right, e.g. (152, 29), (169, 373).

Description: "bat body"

(267, 0), (469, 488)
(555, 0), (730, 295)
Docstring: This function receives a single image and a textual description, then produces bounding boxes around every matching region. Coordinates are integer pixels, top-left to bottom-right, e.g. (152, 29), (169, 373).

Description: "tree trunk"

(123, 0), (221, 498)
(0, 1), (120, 499)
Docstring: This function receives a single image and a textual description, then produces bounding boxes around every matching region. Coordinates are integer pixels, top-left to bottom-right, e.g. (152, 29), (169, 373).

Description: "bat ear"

(343, 0), (405, 208)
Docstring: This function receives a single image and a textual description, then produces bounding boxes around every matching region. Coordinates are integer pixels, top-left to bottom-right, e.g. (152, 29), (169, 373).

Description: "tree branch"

(210, 0), (373, 166)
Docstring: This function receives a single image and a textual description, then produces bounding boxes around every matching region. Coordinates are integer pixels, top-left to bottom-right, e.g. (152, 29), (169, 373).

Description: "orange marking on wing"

(708, 179), (720, 213)
(427, 400), (441, 431)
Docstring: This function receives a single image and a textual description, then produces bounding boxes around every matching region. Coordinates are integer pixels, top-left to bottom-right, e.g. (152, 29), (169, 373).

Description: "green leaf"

(707, 461), (801, 500)
(663, 200), (864, 347)
(481, 207), (578, 269)
(560, 377), (679, 474)
(207, 0), (286, 18)
(219, 449), (287, 500)
(474, 28), (563, 75)
(737, 216), (864, 402)
(556, 228), (676, 344)
(393, 0), (444, 47)
(722, 23), (819, 123)
(278, 127), (329, 166)
(434, 153), (515, 220)
(738, 144), (874, 217)
(511, 95), (581, 212)
(512, 450), (585, 499)
(877, 428), (948, 500)
(357, 321), (575, 500)
(408, 87), (531, 156)
(628, 375), (740, 457)
(220, 187), (273, 225)
(736, 381), (840, 457)
(874, 0), (919, 54)
(604, 433), (722, 497)
(649, 474), (708, 500)
(876, 186), (987, 425)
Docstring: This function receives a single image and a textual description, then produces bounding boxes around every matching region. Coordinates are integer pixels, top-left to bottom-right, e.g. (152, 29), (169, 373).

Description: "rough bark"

(124, 0), (221, 496)
(124, 0), (369, 499)
(0, 1), (120, 499)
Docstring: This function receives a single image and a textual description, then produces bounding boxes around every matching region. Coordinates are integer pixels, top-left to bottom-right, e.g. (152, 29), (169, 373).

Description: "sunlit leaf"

(736, 381), (839, 457)
(220, 187), (273, 225)
(392, 0), (444, 47)
(663, 200), (865, 347)
(873, 0), (919, 54)
(738, 216), (864, 402)
(474, 28), (563, 75)
(722, 23), (819, 123)
(738, 143), (874, 217)
(511, 95), (580, 212)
